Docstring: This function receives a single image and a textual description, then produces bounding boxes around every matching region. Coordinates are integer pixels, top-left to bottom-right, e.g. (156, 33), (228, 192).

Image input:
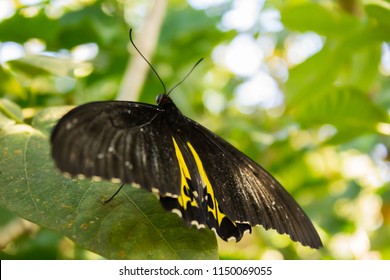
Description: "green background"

(1, 0), (390, 260)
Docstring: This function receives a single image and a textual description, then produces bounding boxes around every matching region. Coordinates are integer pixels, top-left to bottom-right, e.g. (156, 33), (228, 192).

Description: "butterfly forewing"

(51, 101), (181, 195)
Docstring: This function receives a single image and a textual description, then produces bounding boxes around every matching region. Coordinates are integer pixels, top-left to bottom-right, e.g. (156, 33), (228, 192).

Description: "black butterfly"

(50, 31), (322, 249)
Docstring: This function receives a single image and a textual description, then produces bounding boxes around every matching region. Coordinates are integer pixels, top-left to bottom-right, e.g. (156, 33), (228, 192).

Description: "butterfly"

(50, 30), (322, 249)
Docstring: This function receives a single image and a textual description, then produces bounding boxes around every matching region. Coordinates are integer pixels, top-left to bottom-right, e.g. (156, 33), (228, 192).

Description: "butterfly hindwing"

(183, 117), (322, 248)
(159, 136), (207, 227)
(158, 135), (251, 241)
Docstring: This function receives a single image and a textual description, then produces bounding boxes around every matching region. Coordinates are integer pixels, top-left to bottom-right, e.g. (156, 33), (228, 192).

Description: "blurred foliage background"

(1, 0), (390, 260)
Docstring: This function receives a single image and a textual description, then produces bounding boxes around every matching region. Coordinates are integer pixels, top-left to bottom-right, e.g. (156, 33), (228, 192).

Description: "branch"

(0, 218), (39, 250)
(337, 0), (362, 16)
(117, 0), (168, 101)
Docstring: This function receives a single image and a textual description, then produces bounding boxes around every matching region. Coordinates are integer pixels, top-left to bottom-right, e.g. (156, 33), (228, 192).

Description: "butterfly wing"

(51, 100), (322, 248)
(184, 118), (322, 249)
(51, 101), (217, 229)
(51, 101), (181, 195)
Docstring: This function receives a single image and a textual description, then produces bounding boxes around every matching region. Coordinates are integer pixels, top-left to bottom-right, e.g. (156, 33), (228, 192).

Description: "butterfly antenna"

(128, 29), (167, 94)
(167, 58), (204, 96)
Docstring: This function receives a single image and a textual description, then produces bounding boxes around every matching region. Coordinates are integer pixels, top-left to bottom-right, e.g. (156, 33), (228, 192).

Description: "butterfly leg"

(104, 184), (125, 204)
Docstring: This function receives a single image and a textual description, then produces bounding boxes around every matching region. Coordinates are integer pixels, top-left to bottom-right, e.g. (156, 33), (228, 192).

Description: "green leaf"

(0, 66), (27, 100)
(0, 106), (218, 259)
(59, 5), (123, 47)
(281, 2), (360, 36)
(285, 44), (342, 106)
(365, 0), (390, 29)
(0, 11), (60, 45)
(285, 35), (381, 106)
(7, 55), (77, 78)
(292, 87), (388, 141)
(336, 41), (381, 92)
(0, 98), (23, 126)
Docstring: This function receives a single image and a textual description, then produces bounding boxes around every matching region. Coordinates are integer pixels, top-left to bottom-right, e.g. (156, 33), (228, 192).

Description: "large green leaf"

(365, 0), (390, 29)
(292, 86), (388, 142)
(285, 33), (382, 107)
(0, 103), (218, 259)
(0, 67), (27, 100)
(285, 44), (342, 106)
(336, 41), (381, 92)
(0, 11), (60, 45)
(281, 2), (360, 37)
(7, 55), (78, 78)
(0, 98), (24, 125)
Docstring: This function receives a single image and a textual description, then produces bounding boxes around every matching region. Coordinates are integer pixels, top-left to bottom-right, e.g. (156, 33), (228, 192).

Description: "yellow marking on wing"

(172, 137), (198, 210)
(186, 142), (228, 226)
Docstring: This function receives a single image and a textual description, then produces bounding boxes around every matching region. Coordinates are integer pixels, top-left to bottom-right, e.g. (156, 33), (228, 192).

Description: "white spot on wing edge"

(77, 174), (86, 180)
(63, 172), (72, 179)
(227, 236), (237, 242)
(153, 188), (179, 198)
(59, 171), (182, 199)
(110, 178), (121, 184)
(243, 228), (251, 236)
(171, 208), (182, 217)
(91, 176), (102, 182)
(234, 219), (251, 224)
(190, 220), (206, 229)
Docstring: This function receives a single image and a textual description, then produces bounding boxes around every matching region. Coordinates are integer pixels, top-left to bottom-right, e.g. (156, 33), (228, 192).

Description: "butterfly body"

(51, 94), (322, 249)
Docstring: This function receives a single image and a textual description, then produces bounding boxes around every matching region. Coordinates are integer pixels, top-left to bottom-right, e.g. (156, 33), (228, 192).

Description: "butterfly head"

(156, 94), (173, 108)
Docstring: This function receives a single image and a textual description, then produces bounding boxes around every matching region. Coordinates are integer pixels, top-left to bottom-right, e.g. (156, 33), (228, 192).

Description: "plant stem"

(117, 0), (168, 101)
